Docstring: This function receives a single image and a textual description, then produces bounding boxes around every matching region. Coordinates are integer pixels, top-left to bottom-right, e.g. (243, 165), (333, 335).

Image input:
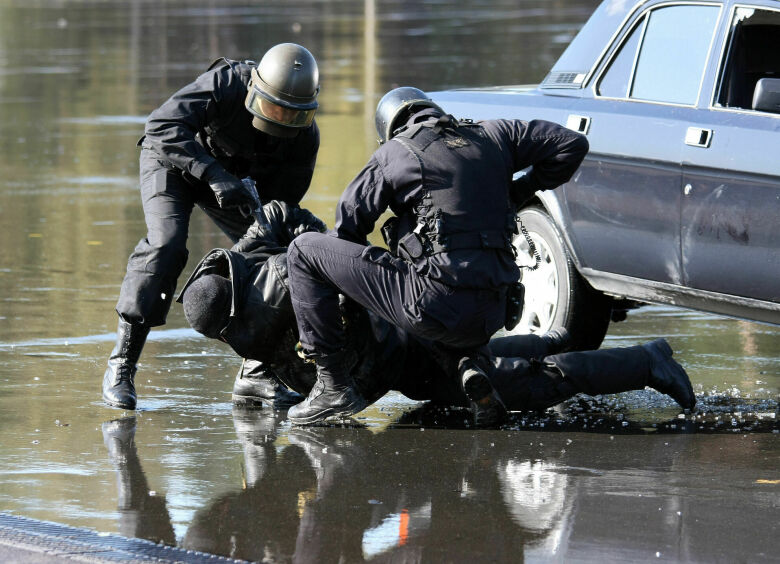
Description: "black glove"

(231, 201), (328, 253)
(288, 207), (327, 240)
(510, 174), (537, 208)
(204, 165), (258, 210)
(259, 201), (326, 246)
(232, 218), (280, 253)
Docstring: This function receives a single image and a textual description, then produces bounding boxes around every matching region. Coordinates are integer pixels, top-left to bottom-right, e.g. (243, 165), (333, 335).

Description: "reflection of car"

(432, 0), (780, 349)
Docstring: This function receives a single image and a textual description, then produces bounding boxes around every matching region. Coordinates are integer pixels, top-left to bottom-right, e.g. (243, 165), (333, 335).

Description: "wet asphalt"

(0, 1), (778, 561)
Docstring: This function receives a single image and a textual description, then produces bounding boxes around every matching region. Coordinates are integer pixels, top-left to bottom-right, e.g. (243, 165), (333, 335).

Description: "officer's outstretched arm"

(487, 119), (589, 206)
(231, 200), (327, 254)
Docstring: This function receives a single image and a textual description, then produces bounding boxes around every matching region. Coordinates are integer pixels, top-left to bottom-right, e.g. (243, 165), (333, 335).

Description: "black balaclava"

(182, 274), (232, 338)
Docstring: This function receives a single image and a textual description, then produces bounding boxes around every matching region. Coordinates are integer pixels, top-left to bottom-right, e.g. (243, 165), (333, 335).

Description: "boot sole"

(233, 393), (304, 410)
(288, 400), (367, 426)
(471, 396), (508, 428)
(462, 366), (508, 426)
(462, 368), (493, 402)
(103, 397), (136, 410)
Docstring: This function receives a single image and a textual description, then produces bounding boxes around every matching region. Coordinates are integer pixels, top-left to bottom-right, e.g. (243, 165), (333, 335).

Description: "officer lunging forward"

(103, 44), (320, 410)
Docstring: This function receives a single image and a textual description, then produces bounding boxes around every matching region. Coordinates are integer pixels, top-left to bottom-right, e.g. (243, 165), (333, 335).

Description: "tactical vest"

(391, 115), (516, 264)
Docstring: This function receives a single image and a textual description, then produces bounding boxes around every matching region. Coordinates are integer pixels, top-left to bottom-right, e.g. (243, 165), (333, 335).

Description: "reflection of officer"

(263, 424), (538, 561)
(101, 417), (176, 545)
(103, 43), (320, 411)
(182, 408), (315, 561)
(179, 207), (696, 422)
(285, 86), (590, 425)
(102, 410), (721, 562)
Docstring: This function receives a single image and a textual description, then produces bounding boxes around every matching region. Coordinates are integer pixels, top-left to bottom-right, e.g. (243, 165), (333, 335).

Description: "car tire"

(509, 207), (612, 350)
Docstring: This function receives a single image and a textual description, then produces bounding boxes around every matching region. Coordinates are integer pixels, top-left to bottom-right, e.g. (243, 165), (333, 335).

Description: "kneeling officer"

(178, 201), (697, 421)
(285, 87), (590, 425)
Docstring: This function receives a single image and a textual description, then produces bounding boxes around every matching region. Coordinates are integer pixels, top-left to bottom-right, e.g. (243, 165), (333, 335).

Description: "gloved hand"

(204, 165), (258, 210)
(259, 201), (326, 245)
(287, 207), (327, 240)
(231, 201), (328, 253)
(510, 174), (537, 208)
(232, 218), (280, 253)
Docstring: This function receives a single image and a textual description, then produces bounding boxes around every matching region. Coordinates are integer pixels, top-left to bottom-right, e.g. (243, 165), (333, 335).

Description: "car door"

(561, 3), (722, 286)
(680, 5), (780, 309)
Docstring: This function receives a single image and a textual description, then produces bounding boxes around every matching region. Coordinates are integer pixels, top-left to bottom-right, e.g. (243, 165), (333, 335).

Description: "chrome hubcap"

(510, 229), (559, 336)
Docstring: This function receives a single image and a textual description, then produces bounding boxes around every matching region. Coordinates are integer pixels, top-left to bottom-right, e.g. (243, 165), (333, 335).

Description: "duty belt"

(429, 230), (509, 254)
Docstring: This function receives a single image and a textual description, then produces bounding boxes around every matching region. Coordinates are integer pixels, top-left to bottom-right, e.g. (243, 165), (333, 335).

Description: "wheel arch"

(529, 191), (588, 274)
(512, 204), (614, 350)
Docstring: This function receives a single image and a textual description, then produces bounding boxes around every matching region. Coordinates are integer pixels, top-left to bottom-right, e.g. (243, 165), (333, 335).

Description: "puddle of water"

(0, 1), (778, 562)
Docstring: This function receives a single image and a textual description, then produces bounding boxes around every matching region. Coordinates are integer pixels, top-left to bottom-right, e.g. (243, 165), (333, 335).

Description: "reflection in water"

(104, 407), (561, 562)
(500, 460), (569, 533)
(0, 0), (778, 561)
(100, 404), (779, 563)
(102, 417), (176, 546)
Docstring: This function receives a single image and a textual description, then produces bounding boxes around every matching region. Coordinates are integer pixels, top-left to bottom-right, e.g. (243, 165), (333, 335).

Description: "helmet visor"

(245, 87), (316, 128)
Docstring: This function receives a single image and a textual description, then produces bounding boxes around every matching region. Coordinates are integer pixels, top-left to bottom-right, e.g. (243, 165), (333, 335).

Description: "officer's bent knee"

(292, 230), (321, 247)
(146, 242), (188, 275)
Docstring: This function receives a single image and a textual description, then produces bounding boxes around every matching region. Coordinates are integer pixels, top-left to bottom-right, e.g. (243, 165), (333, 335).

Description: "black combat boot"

(288, 349), (367, 425)
(546, 338), (696, 410)
(232, 358), (304, 409)
(641, 339), (697, 410)
(460, 354), (507, 427)
(102, 320), (150, 410)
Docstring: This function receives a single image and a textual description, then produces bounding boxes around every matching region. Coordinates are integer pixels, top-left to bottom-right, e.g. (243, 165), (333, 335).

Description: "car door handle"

(685, 127), (713, 148)
(566, 114), (591, 134)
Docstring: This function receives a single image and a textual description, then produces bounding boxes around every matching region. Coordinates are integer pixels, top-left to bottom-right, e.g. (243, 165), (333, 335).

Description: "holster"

(380, 216), (399, 253)
(397, 232), (425, 262)
(504, 282), (525, 331)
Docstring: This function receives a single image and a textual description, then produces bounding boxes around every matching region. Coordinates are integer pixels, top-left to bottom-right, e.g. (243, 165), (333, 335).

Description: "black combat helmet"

(245, 43), (320, 138)
(374, 86), (444, 144)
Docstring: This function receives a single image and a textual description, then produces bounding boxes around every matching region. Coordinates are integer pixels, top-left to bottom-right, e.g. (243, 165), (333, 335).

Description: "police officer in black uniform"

(102, 43), (320, 411)
(284, 87), (591, 425)
(176, 201), (697, 423)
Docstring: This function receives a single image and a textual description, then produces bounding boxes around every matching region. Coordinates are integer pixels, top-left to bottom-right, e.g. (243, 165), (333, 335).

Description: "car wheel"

(509, 207), (612, 350)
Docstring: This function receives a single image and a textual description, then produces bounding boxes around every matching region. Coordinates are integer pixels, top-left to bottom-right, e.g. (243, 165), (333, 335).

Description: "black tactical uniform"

(180, 202), (696, 423)
(285, 105), (590, 424)
(119, 58), (319, 327)
(104, 44), (321, 411)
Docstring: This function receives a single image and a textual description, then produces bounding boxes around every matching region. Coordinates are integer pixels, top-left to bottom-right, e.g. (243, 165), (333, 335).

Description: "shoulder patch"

(444, 136), (470, 149)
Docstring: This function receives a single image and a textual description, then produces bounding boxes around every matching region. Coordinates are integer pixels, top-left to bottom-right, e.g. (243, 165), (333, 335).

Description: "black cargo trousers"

(400, 335), (649, 413)
(115, 148), (253, 327)
(287, 231), (506, 356)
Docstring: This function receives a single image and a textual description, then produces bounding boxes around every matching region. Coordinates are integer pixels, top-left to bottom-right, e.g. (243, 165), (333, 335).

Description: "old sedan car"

(431, 0), (780, 349)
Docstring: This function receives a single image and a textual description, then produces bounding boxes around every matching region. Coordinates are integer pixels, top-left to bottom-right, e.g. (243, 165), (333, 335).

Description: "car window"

(597, 4), (720, 104)
(631, 5), (720, 104)
(597, 16), (646, 98)
(716, 7), (780, 111)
